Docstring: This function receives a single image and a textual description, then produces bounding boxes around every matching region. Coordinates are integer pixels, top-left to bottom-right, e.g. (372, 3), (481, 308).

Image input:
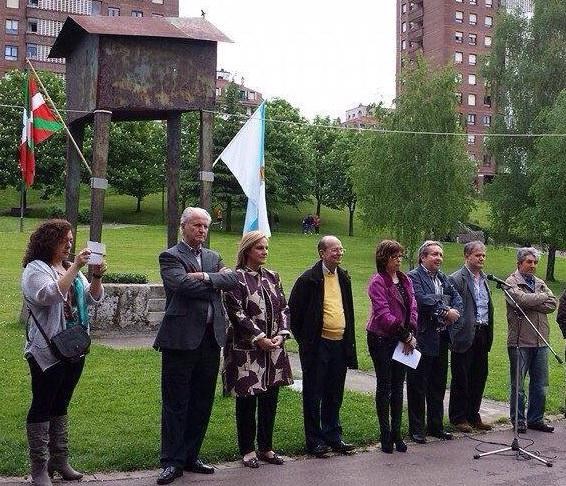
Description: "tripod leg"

(474, 446), (512, 459)
(517, 447), (553, 467)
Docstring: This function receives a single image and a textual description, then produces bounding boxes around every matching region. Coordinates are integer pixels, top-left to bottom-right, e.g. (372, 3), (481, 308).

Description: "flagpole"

(19, 181), (25, 233)
(25, 58), (92, 176)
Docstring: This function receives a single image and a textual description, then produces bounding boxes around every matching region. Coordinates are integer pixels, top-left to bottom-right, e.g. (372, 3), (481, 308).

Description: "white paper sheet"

(87, 241), (106, 265)
(392, 341), (421, 369)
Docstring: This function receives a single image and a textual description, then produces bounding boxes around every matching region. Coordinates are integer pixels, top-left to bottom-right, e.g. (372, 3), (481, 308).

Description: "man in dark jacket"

(448, 241), (494, 433)
(153, 207), (238, 485)
(289, 235), (358, 457)
(406, 241), (463, 444)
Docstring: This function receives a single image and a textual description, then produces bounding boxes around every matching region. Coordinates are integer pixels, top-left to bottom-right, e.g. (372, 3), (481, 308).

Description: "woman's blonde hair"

(236, 231), (268, 269)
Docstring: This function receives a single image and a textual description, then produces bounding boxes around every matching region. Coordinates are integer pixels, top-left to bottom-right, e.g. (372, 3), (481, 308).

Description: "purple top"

(366, 271), (418, 338)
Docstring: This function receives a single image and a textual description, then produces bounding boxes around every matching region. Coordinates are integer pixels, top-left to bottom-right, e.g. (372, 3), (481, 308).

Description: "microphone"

(486, 274), (510, 288)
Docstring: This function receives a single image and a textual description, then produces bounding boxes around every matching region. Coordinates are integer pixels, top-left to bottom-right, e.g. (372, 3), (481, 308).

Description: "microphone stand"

(474, 281), (562, 467)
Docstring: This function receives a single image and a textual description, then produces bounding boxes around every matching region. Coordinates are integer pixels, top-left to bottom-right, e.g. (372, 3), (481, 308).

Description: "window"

(455, 31), (463, 43)
(456, 92), (463, 104)
(483, 154), (492, 166)
(483, 95), (492, 107)
(485, 0), (492, 7)
(6, 0), (18, 7)
(131, 10), (143, 17)
(485, 16), (493, 27)
(402, 22), (407, 32)
(455, 72), (463, 83)
(455, 51), (463, 63)
(402, 3), (407, 13)
(401, 39), (406, 50)
(468, 135), (476, 145)
(469, 33), (477, 45)
(151, 0), (163, 3)
(482, 115), (491, 126)
(469, 153), (477, 163)
(468, 94), (476, 106)
(469, 13), (477, 25)
(151, 12), (163, 17)
(484, 35), (492, 47)
(467, 113), (476, 125)
(469, 53), (477, 65)
(4, 44), (17, 60)
(108, 7), (119, 15)
(27, 43), (38, 58)
(28, 0), (38, 6)
(468, 73), (476, 85)
(455, 11), (463, 23)
(470, 0), (477, 4)
(215, 87), (221, 97)
(455, 0), (463, 3)
(5, 19), (18, 34)
(27, 18), (38, 33)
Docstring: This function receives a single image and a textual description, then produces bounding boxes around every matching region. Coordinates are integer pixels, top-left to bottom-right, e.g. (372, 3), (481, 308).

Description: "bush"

(78, 208), (90, 224)
(101, 272), (148, 284)
(47, 206), (65, 219)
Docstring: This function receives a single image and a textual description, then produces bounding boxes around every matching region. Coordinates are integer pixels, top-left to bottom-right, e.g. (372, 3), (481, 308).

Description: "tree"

(107, 121), (165, 212)
(530, 91), (566, 280)
(326, 129), (359, 236)
(0, 69), (66, 202)
(307, 116), (340, 216)
(482, 0), (566, 278)
(264, 98), (313, 215)
(353, 56), (475, 263)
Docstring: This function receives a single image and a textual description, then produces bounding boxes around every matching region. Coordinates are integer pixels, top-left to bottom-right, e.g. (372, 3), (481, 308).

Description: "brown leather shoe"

(470, 420), (493, 431)
(453, 422), (473, 433)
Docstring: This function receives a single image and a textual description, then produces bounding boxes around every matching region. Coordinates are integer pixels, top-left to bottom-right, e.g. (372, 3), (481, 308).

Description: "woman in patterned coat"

(223, 231), (293, 468)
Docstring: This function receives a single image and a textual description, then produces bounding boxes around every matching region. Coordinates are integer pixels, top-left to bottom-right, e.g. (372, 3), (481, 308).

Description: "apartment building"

(1, 0), (179, 76)
(215, 68), (263, 116)
(396, 0), (498, 185)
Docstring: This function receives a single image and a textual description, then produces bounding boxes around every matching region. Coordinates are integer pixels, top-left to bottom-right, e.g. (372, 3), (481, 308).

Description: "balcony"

(408, 41), (423, 54)
(408, 6), (423, 23)
(408, 26), (423, 41)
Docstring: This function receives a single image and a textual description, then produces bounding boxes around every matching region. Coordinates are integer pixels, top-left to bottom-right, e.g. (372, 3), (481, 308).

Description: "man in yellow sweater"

(289, 235), (358, 457)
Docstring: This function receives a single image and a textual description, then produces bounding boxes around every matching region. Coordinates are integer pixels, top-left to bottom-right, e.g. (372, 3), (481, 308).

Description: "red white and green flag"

(19, 72), (63, 187)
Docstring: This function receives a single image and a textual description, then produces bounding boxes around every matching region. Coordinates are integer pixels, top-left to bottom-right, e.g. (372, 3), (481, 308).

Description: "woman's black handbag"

(27, 307), (90, 363)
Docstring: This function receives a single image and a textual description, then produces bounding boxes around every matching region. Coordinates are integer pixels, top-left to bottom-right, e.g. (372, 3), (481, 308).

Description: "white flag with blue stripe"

(214, 102), (271, 237)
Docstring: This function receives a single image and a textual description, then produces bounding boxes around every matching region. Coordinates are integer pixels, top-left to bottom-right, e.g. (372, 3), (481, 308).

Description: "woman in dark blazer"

(367, 240), (417, 453)
(223, 231), (293, 468)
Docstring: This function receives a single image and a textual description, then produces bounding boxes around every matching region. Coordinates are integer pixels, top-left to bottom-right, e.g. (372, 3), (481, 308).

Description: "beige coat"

(505, 270), (557, 347)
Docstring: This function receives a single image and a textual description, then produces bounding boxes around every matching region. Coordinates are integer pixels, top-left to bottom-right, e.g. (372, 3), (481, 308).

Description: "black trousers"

(160, 327), (220, 468)
(367, 333), (406, 442)
(449, 326), (489, 425)
(301, 338), (347, 450)
(236, 386), (280, 455)
(27, 356), (85, 424)
(407, 332), (449, 436)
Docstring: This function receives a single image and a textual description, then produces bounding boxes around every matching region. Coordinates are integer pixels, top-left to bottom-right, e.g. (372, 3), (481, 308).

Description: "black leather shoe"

(410, 433), (427, 444)
(430, 430), (453, 440)
(528, 422), (554, 433)
(307, 444), (331, 458)
(329, 440), (355, 454)
(515, 422), (527, 434)
(185, 459), (215, 474)
(395, 440), (408, 452)
(157, 466), (183, 485)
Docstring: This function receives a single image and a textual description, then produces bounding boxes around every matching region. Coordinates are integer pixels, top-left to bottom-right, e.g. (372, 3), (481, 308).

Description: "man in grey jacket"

(153, 207), (237, 485)
(505, 247), (557, 434)
(448, 241), (494, 433)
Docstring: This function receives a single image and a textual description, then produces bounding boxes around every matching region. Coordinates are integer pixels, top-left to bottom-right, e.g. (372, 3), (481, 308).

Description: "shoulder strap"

(26, 305), (52, 346)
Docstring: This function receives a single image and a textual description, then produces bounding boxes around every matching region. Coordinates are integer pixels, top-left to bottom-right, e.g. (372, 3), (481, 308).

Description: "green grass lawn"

(0, 202), (565, 475)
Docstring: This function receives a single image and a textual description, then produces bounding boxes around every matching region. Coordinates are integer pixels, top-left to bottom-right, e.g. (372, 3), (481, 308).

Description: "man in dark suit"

(289, 236), (358, 457)
(407, 241), (463, 444)
(153, 207), (238, 485)
(448, 241), (494, 433)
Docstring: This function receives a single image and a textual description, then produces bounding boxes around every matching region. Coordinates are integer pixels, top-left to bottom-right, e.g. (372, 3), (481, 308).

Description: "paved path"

(3, 421), (566, 485)
(94, 334), (510, 424)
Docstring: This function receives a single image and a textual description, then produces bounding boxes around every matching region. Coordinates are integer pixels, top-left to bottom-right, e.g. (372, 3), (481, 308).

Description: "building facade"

(215, 68), (263, 115)
(1, 0), (179, 76)
(341, 104), (380, 129)
(396, 0), (498, 185)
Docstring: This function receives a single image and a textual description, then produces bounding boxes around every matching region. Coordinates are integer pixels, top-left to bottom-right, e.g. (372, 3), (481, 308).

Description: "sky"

(180, 1), (396, 121)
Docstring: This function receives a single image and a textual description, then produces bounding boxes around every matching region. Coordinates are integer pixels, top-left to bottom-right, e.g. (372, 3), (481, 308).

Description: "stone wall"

(89, 283), (165, 336)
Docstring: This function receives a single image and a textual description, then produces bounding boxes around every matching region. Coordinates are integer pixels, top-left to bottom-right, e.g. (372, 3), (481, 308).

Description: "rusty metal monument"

(50, 15), (231, 248)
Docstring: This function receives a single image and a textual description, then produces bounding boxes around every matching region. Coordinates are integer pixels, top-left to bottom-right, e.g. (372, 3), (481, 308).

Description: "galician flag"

(19, 71), (63, 187)
(214, 101), (271, 237)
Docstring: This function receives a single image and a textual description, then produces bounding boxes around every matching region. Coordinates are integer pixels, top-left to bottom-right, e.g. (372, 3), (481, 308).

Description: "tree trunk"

(225, 198), (232, 232)
(348, 208), (354, 237)
(546, 245), (556, 282)
(316, 199), (321, 216)
(136, 196), (141, 212)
